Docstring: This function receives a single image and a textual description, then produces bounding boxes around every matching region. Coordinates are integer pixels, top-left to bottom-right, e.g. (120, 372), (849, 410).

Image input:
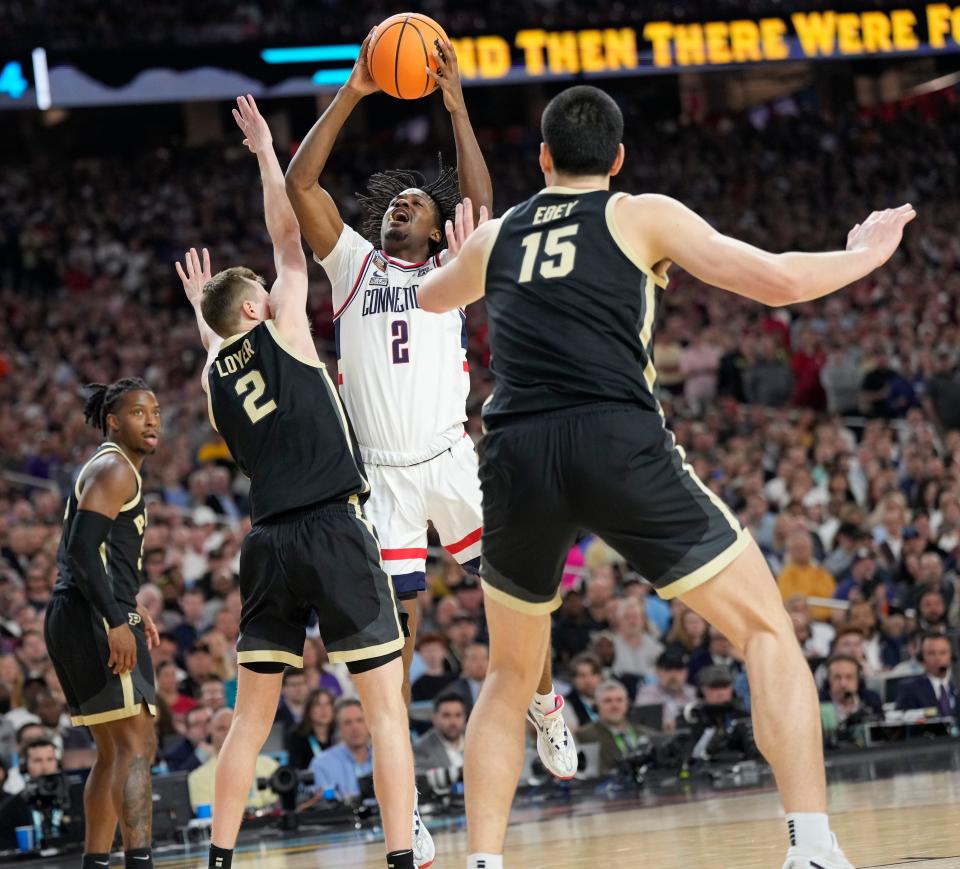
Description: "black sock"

(124, 848), (153, 868)
(209, 844), (234, 869)
(387, 849), (414, 869)
(82, 855), (111, 868)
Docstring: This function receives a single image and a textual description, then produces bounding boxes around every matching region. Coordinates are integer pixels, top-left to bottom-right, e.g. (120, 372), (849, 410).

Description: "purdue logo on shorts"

(127, 612), (142, 626)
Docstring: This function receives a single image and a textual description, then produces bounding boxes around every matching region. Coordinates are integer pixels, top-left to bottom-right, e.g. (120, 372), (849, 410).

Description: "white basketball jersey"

(317, 224), (469, 467)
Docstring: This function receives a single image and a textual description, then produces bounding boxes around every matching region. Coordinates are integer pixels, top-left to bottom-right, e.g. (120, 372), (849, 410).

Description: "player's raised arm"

(622, 193), (916, 307)
(175, 246), (222, 391)
(232, 94), (308, 325)
(69, 457), (140, 674)
(285, 29), (379, 259)
(419, 199), (493, 312)
(428, 39), (493, 222)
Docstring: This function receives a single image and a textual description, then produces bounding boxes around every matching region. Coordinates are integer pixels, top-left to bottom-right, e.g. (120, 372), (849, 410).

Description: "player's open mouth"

(390, 208), (410, 224)
(143, 433), (158, 445)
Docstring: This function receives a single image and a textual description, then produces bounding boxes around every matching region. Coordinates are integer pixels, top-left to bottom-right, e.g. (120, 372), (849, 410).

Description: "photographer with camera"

(682, 666), (757, 762)
(12, 739), (66, 848)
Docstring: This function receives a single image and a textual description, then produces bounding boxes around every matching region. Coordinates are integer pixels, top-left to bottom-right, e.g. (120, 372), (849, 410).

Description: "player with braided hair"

(44, 378), (162, 869)
(287, 31), (579, 808)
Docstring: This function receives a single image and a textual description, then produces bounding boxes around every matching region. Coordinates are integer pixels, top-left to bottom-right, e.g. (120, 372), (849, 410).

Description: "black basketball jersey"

(206, 320), (369, 524)
(54, 443), (147, 610)
(482, 188), (667, 425)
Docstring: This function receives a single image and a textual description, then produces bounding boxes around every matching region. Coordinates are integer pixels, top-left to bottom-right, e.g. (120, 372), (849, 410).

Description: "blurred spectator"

(310, 699), (371, 800)
(562, 653), (602, 731)
(172, 589), (209, 656)
(411, 634), (457, 703)
(156, 661), (197, 717)
(664, 609), (707, 657)
(777, 530), (836, 621)
(611, 598), (663, 682)
(199, 676), (227, 713)
(635, 650), (697, 731)
(285, 688), (337, 771)
(552, 590), (595, 663)
(188, 708), (277, 811)
(165, 705), (213, 773)
(271, 669), (309, 728)
(413, 692), (468, 774)
(15, 631), (48, 680)
(449, 643), (489, 710)
(0, 757), (32, 849)
(180, 643), (214, 699)
(688, 627), (742, 687)
(917, 589), (949, 633)
(894, 634), (958, 719)
(576, 680), (653, 775)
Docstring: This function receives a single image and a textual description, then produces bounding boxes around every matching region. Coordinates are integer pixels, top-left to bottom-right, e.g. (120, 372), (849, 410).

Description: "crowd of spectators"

(2, 83), (960, 806)
(0, 0), (923, 51)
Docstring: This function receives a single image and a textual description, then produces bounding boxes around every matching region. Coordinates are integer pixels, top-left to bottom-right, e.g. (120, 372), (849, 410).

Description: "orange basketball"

(368, 12), (449, 100)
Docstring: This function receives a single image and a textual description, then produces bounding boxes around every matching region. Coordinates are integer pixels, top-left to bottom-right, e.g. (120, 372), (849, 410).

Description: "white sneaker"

(526, 694), (578, 780)
(413, 789), (435, 868)
(782, 834), (854, 869)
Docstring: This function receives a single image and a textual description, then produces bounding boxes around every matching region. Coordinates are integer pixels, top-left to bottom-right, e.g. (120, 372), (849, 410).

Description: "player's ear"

(539, 143), (552, 175)
(609, 143), (625, 177)
(429, 225), (443, 245)
(105, 412), (121, 435)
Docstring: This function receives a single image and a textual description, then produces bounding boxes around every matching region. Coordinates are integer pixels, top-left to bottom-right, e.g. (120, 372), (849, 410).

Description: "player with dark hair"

(177, 95), (421, 869)
(44, 378), (161, 869)
(286, 30), (578, 794)
(418, 84), (915, 869)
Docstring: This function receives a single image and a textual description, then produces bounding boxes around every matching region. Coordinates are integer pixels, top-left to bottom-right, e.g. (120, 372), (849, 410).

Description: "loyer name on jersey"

(214, 338), (256, 377)
(362, 284), (421, 317)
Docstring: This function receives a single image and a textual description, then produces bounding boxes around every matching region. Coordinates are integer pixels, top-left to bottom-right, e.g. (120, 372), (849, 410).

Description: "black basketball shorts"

(45, 589), (156, 726)
(478, 402), (750, 613)
(236, 499), (405, 668)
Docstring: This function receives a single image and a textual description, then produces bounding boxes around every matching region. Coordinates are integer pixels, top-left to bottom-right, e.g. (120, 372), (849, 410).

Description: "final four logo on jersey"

(373, 254), (388, 272)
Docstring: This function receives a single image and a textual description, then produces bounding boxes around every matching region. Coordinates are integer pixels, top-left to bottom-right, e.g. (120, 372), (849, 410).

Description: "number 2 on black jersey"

(235, 370), (277, 424)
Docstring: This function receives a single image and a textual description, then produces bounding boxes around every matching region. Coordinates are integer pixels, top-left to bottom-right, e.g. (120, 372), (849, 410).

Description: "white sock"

(467, 854), (503, 869)
(786, 812), (832, 851)
(532, 687), (556, 713)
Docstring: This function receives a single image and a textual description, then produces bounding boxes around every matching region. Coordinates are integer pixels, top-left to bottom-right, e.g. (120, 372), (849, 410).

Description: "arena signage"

(3, 3), (960, 110)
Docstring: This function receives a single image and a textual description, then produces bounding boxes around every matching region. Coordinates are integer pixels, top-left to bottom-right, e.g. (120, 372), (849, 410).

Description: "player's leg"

(465, 420), (577, 866)
(209, 665), (285, 850)
(303, 501), (421, 867)
(99, 705), (157, 853)
(364, 462), (428, 705)
(83, 726), (119, 856)
(586, 408), (849, 867)
(429, 435), (578, 781)
(350, 656), (415, 852)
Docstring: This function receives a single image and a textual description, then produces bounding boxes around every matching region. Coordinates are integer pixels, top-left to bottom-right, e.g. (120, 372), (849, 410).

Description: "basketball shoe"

(782, 834), (854, 869)
(526, 694), (578, 780)
(413, 789), (435, 868)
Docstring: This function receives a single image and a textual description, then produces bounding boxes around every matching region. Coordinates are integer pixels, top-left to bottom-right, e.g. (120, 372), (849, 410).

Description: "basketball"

(368, 12), (449, 100)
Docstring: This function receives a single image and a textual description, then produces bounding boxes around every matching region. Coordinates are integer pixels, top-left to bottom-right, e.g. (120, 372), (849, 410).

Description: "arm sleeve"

(66, 509), (128, 629)
(315, 224), (375, 313)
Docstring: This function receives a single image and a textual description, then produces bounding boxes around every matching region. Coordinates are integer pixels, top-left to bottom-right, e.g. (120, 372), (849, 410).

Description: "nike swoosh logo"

(132, 857), (150, 862)
(94, 863), (109, 867)
(810, 862), (827, 869)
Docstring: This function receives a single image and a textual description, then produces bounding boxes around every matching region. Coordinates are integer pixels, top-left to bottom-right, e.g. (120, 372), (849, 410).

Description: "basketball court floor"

(147, 747), (960, 869)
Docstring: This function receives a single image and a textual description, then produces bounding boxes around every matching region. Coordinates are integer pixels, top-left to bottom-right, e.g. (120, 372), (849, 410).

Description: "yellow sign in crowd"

(450, 3), (960, 79)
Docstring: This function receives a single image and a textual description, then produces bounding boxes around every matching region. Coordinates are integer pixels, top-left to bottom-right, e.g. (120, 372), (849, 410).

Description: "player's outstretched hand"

(349, 28), (380, 97)
(846, 204), (916, 268)
(107, 624), (137, 675)
(427, 38), (466, 114)
(175, 247), (213, 305)
(233, 94), (272, 154)
(137, 605), (160, 651)
(444, 198), (489, 259)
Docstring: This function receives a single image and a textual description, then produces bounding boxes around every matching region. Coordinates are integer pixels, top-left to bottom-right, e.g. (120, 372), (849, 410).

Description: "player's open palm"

(233, 94), (272, 154)
(175, 247), (212, 305)
(445, 197), (489, 259)
(846, 204), (916, 267)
